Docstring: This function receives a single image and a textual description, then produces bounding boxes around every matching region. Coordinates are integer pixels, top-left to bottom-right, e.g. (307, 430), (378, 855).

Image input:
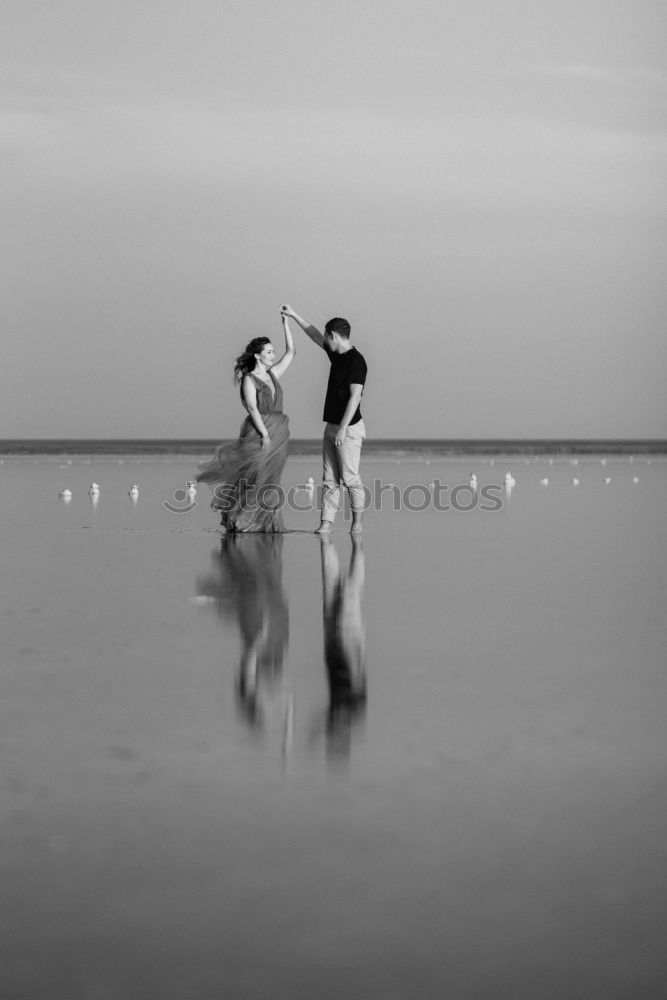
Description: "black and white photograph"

(1, 1), (666, 997)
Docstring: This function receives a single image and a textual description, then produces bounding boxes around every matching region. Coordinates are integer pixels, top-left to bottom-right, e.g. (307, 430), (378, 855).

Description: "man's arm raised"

(280, 304), (325, 349)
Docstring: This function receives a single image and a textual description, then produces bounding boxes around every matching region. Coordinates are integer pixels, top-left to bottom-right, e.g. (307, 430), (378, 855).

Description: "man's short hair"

(324, 317), (351, 339)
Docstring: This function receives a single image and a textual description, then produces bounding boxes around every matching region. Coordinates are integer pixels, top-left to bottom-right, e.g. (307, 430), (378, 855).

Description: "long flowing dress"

(197, 369), (290, 532)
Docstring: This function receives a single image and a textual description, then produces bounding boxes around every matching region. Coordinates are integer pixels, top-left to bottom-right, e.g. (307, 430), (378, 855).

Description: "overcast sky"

(2, 0), (665, 438)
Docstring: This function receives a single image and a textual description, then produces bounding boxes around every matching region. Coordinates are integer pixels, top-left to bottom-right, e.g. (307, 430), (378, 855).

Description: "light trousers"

(321, 420), (366, 521)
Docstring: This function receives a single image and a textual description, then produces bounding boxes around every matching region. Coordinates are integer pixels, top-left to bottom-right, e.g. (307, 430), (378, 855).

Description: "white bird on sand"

(601, 458), (607, 466)
(633, 476), (640, 484)
(572, 477), (580, 486)
(59, 489), (72, 499)
(89, 483), (100, 495)
(604, 477), (612, 485)
(539, 478), (549, 486)
(548, 458), (554, 466)
(571, 458), (579, 466)
(129, 484), (139, 498)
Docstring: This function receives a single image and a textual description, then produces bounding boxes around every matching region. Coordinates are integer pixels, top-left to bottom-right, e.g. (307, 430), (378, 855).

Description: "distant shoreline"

(1, 439), (666, 457)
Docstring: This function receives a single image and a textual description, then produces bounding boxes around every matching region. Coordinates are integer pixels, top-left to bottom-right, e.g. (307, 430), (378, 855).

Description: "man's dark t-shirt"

(322, 345), (367, 425)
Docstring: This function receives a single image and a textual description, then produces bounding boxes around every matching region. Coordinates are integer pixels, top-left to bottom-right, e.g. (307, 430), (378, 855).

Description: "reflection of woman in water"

(197, 315), (294, 532)
(196, 535), (290, 731)
(317, 535), (367, 757)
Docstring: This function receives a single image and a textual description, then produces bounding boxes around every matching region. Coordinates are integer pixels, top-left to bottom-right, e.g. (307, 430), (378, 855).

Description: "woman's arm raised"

(280, 304), (325, 349)
(270, 314), (296, 379)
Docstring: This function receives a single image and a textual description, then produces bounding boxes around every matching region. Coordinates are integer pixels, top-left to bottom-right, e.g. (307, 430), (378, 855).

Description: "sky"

(1, 0), (666, 439)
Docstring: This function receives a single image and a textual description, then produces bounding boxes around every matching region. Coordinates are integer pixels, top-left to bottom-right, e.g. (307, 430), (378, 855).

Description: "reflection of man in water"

(318, 535), (367, 759)
(196, 535), (290, 732)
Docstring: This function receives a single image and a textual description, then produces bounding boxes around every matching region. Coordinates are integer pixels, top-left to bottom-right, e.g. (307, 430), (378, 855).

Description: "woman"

(197, 314), (294, 532)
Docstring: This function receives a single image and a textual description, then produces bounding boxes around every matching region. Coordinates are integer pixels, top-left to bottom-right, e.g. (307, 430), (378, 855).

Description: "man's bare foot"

(314, 521), (333, 534)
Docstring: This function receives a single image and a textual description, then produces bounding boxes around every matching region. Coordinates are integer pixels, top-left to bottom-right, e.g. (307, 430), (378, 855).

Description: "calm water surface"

(1, 455), (666, 999)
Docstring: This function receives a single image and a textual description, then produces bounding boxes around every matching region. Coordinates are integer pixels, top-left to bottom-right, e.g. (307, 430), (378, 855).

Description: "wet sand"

(2, 454), (666, 998)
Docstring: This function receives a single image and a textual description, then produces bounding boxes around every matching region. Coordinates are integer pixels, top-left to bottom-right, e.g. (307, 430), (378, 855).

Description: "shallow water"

(2, 454), (666, 998)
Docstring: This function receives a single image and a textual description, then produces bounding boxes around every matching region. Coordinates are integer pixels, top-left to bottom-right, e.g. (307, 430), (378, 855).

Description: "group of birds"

(59, 480), (317, 501)
(58, 481), (198, 501)
(463, 470), (641, 490)
(461, 472), (516, 491)
(58, 466), (644, 501)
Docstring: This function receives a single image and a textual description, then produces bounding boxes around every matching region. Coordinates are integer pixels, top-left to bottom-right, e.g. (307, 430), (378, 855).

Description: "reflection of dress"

(197, 535), (289, 674)
(197, 370), (289, 532)
(196, 535), (290, 730)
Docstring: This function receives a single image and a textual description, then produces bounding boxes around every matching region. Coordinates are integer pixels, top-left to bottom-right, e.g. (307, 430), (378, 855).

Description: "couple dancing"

(197, 304), (368, 534)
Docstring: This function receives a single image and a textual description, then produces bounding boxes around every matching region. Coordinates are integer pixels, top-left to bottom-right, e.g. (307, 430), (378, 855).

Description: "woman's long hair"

(233, 337), (271, 384)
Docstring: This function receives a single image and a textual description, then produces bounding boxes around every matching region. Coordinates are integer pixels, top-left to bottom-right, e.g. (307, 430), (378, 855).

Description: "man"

(280, 304), (368, 533)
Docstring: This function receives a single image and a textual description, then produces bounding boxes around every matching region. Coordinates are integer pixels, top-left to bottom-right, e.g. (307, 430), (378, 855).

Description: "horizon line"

(2, 438), (666, 444)
(2, 437), (666, 457)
